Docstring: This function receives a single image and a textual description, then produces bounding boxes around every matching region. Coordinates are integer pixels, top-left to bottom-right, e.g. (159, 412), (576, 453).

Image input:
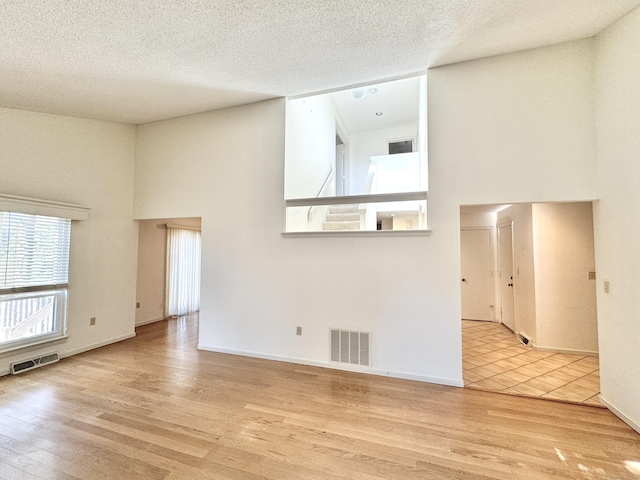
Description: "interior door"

(335, 130), (347, 196)
(498, 223), (515, 331)
(460, 228), (493, 321)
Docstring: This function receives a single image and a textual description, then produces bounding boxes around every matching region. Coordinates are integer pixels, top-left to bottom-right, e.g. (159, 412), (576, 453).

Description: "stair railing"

(307, 166), (334, 223)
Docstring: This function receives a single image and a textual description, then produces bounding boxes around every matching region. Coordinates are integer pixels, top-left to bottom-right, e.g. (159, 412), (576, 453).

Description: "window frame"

(0, 193), (89, 354)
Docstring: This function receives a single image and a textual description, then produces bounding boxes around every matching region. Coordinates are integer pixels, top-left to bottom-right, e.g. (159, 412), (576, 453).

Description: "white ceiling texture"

(0, 1), (638, 124)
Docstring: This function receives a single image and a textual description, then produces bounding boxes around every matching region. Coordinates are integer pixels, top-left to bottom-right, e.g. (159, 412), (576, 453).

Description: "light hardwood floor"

(0, 315), (638, 479)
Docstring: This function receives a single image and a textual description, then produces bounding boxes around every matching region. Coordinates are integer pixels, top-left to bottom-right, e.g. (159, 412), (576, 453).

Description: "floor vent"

(516, 333), (531, 347)
(330, 329), (371, 367)
(11, 352), (60, 375)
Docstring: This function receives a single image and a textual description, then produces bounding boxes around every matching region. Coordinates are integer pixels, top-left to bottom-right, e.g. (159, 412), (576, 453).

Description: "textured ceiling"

(0, 1), (638, 124)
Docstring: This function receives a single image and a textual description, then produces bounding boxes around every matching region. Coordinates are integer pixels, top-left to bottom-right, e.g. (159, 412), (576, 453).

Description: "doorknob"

(461, 278), (466, 282)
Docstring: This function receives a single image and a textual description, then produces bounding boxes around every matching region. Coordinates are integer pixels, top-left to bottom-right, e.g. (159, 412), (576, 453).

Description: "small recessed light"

(375, 111), (383, 116)
(369, 88), (377, 94)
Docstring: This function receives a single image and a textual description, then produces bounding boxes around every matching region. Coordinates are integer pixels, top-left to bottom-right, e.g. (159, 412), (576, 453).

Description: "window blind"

(0, 212), (71, 291)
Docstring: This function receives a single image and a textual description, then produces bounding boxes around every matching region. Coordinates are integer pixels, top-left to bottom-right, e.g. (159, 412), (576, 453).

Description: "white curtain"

(166, 227), (201, 316)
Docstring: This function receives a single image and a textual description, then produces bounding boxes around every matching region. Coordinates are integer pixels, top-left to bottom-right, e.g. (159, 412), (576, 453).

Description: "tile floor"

(462, 320), (602, 406)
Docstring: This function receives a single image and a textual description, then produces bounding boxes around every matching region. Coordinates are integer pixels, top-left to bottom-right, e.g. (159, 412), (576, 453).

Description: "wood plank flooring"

(0, 314), (638, 479)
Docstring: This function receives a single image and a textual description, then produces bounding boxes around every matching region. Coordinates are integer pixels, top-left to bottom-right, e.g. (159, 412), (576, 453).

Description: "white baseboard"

(135, 317), (166, 327)
(197, 344), (464, 388)
(0, 332), (137, 377)
(61, 332), (136, 359)
(599, 395), (640, 435)
(532, 344), (598, 356)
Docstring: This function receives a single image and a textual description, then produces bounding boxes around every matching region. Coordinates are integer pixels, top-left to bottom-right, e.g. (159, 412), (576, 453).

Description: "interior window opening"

(284, 75), (428, 233)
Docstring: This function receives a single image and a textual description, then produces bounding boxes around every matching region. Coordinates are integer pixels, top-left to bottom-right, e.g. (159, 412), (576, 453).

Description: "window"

(284, 75), (428, 233)
(165, 226), (201, 316)
(0, 211), (71, 352)
(388, 139), (413, 155)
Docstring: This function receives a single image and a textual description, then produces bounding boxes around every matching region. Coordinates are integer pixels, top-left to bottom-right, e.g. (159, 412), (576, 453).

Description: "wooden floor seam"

(0, 314), (636, 480)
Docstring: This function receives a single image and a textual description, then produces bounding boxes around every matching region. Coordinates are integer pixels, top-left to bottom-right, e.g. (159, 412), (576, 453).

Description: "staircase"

(323, 205), (360, 231)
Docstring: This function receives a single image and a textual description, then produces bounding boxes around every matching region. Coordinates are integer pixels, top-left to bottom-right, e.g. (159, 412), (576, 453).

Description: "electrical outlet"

(588, 271), (596, 280)
(136, 302), (140, 308)
(604, 281), (610, 294)
(296, 326), (302, 336)
(90, 317), (96, 326)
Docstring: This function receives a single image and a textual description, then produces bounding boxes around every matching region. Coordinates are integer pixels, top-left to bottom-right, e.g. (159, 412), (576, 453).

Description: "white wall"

(285, 95), (338, 199)
(533, 202), (597, 354)
(135, 100), (464, 386)
(135, 217), (201, 326)
(349, 124), (418, 195)
(392, 214), (419, 230)
(460, 211), (496, 229)
(0, 107), (137, 375)
(594, 6), (640, 431)
(429, 39), (598, 206)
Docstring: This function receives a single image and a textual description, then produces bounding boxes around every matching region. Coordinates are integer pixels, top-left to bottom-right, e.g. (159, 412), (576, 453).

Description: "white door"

(460, 229), (493, 321)
(498, 224), (515, 331)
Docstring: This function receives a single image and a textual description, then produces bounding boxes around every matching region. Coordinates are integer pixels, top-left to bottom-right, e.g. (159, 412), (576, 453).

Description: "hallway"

(463, 320), (601, 406)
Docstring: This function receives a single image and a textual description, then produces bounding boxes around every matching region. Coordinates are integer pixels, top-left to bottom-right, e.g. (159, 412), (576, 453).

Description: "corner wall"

(0, 107), (137, 374)
(532, 202), (597, 354)
(594, 6), (640, 432)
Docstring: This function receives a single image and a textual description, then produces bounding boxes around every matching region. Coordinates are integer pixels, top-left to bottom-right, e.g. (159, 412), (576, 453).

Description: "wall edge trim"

(135, 317), (166, 327)
(61, 332), (136, 359)
(599, 395), (640, 435)
(532, 343), (599, 356)
(197, 344), (464, 388)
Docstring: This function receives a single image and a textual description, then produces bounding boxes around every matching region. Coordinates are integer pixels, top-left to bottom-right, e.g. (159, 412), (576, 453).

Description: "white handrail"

(307, 166), (334, 222)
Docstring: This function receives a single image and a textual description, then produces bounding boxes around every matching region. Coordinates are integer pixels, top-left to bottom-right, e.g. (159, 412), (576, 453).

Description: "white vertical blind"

(0, 212), (71, 290)
(166, 227), (201, 316)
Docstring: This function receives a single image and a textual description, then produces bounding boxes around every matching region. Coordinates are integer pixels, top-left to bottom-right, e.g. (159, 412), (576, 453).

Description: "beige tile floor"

(463, 320), (602, 406)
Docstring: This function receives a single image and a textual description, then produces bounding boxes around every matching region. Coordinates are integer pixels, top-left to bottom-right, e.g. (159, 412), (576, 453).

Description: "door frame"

(497, 220), (515, 332)
(335, 120), (349, 196)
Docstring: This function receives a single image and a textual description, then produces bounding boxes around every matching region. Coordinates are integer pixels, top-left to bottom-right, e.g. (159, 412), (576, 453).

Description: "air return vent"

(330, 329), (370, 367)
(516, 332), (531, 347)
(10, 352), (59, 375)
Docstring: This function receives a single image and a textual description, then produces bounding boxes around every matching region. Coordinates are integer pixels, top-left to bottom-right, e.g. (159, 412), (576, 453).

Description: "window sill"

(282, 229), (432, 238)
(0, 334), (69, 357)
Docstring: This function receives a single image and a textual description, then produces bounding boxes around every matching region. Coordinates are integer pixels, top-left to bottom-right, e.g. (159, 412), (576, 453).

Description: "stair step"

(323, 221), (360, 231)
(326, 213), (359, 222)
(329, 205), (359, 214)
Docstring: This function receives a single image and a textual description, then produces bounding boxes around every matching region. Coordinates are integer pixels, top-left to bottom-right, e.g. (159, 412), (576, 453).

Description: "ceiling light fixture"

(369, 88), (377, 94)
(375, 111), (383, 116)
(351, 87), (367, 100)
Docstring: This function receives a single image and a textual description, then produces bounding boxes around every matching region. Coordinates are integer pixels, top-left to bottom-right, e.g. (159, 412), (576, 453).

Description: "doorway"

(135, 217), (202, 327)
(460, 202), (600, 405)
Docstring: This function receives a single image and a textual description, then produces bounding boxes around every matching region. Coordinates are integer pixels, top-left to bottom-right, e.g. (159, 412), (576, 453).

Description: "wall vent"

(330, 329), (370, 367)
(516, 333), (531, 347)
(10, 352), (59, 375)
